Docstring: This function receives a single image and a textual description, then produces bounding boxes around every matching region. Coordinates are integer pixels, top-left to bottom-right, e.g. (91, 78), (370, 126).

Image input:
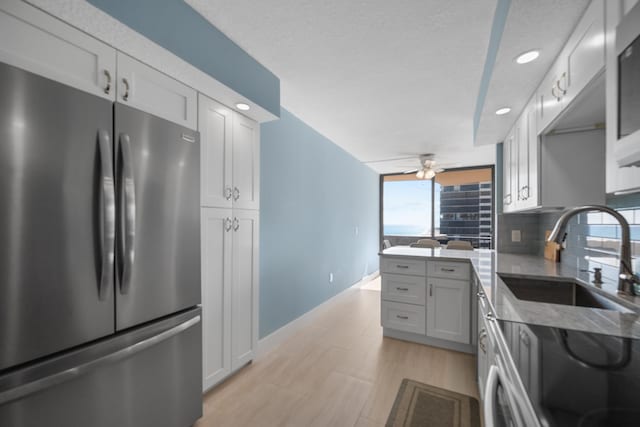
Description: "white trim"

(255, 271), (380, 359)
(20, 0), (278, 123)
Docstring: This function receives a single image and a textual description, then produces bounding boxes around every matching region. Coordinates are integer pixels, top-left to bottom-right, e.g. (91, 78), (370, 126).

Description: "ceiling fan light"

(416, 169), (426, 179)
(425, 169), (436, 179)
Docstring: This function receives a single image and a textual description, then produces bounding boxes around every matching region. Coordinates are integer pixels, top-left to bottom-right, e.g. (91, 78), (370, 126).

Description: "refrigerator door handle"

(119, 133), (136, 294)
(98, 130), (115, 301)
(0, 315), (200, 406)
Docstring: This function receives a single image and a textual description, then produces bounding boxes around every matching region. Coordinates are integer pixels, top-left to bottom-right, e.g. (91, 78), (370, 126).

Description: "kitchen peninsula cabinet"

(380, 255), (474, 353)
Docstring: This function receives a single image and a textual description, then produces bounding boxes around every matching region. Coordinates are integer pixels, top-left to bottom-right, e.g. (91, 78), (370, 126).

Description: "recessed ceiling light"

(495, 107), (511, 115)
(236, 102), (250, 111)
(515, 50), (540, 64)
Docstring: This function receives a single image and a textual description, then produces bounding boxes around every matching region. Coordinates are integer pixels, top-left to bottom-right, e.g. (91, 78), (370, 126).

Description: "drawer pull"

(441, 268), (456, 272)
(396, 287), (409, 291)
(396, 265), (409, 269)
(396, 315), (409, 320)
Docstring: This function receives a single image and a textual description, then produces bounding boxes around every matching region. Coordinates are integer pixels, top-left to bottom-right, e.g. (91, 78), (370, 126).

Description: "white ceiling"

(186, 0), (499, 173)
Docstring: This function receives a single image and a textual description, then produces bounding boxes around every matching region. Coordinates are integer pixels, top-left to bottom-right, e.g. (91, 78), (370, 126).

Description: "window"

(381, 167), (494, 248)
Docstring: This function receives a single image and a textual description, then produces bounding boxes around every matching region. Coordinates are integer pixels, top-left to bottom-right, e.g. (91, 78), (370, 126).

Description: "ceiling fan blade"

(403, 169), (419, 174)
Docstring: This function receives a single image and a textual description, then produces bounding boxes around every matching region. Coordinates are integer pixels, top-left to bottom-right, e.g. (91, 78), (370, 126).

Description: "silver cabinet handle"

(232, 186), (240, 201)
(396, 315), (409, 320)
(519, 329), (530, 347)
(396, 265), (409, 269)
(479, 329), (487, 354)
(429, 284), (433, 297)
(232, 217), (239, 231)
(0, 315), (200, 406)
(557, 72), (567, 94)
(485, 313), (495, 322)
(520, 185), (529, 200)
(224, 186), (233, 200)
(396, 287), (409, 291)
(504, 194), (512, 205)
(98, 129), (115, 301)
(551, 84), (561, 101)
(477, 291), (486, 299)
(224, 217), (232, 232)
(103, 69), (112, 94)
(122, 78), (130, 101)
(441, 268), (455, 272)
(119, 133), (136, 295)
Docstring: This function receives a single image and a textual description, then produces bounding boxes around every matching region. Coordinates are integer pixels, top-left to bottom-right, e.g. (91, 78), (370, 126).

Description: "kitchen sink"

(498, 275), (630, 312)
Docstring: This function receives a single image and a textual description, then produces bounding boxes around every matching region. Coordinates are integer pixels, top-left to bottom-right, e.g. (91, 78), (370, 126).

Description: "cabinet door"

(232, 114), (260, 210)
(201, 208), (233, 390)
(502, 132), (513, 212)
(477, 307), (489, 400)
(231, 209), (259, 371)
(0, 4), (115, 100)
(514, 324), (539, 403)
(517, 99), (539, 210)
(116, 52), (197, 129)
(563, 0), (605, 107)
(537, 64), (565, 134)
(426, 278), (470, 344)
(199, 95), (233, 208)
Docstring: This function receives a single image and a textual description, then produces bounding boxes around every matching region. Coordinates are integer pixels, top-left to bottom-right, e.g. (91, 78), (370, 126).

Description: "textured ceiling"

(186, 0), (498, 173)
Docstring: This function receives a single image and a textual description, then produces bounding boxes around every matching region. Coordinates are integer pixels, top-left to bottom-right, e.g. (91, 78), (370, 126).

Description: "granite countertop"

(380, 247), (640, 339)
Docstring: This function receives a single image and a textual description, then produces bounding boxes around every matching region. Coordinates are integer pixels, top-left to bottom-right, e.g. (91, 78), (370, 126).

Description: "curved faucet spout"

(547, 205), (638, 295)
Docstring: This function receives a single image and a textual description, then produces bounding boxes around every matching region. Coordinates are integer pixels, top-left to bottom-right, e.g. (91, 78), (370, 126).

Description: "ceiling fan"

(402, 154), (445, 179)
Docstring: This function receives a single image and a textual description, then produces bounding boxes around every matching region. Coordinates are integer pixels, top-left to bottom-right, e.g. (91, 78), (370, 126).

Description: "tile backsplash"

(498, 208), (640, 283)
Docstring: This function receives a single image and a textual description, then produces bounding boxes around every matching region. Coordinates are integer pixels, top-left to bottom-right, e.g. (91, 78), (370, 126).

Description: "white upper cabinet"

(0, 3), (115, 100)
(561, 0), (605, 107)
(232, 114), (260, 210)
(536, 0), (606, 135)
(199, 96), (233, 208)
(605, 0), (640, 194)
(200, 93), (260, 210)
(116, 53), (197, 129)
(502, 128), (515, 212)
(516, 98), (538, 211)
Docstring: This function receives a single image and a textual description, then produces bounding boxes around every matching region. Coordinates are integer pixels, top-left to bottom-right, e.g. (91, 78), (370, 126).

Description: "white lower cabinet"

(426, 278), (471, 344)
(201, 207), (259, 391)
(381, 300), (426, 335)
(380, 256), (472, 351)
(201, 208), (232, 390)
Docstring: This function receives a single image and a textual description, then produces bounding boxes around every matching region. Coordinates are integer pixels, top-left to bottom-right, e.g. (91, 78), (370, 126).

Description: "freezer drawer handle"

(0, 315), (201, 406)
(119, 133), (136, 294)
(98, 130), (115, 301)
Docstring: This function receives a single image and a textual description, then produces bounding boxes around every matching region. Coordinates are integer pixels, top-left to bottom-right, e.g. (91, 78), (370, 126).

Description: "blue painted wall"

(87, 0), (280, 117)
(259, 109), (380, 338)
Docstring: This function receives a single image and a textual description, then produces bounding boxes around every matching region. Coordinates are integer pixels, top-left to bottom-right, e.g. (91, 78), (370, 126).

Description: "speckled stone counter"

(380, 247), (640, 339)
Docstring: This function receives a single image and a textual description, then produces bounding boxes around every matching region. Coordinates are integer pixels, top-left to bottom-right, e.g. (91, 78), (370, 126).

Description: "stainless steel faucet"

(547, 205), (639, 295)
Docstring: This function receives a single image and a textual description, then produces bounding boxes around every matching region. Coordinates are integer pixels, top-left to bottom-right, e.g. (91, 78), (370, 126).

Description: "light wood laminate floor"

(196, 278), (479, 427)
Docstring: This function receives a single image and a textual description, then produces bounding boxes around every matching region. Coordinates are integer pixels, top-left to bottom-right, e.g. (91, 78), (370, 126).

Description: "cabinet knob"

(224, 186), (233, 200)
(224, 217), (232, 232)
(429, 284), (433, 297)
(232, 217), (239, 231)
(232, 187), (240, 201)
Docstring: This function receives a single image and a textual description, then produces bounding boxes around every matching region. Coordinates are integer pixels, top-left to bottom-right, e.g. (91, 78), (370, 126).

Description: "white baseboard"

(255, 270), (380, 359)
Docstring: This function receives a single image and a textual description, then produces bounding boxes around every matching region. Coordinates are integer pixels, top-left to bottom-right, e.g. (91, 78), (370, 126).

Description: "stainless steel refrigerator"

(0, 61), (202, 426)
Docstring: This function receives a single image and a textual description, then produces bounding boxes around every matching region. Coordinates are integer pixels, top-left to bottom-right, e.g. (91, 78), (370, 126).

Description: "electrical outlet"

(329, 273), (334, 283)
(511, 229), (521, 242)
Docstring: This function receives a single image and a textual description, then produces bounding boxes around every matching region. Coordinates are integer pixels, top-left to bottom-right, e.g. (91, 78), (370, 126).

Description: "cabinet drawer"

(381, 301), (426, 335)
(381, 274), (426, 305)
(428, 261), (470, 280)
(381, 257), (426, 276)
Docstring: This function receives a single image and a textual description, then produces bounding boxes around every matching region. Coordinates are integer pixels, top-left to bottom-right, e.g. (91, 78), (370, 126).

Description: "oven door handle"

(484, 364), (499, 427)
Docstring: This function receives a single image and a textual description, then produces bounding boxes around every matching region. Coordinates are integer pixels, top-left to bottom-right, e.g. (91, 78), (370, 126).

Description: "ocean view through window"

(381, 167), (494, 249)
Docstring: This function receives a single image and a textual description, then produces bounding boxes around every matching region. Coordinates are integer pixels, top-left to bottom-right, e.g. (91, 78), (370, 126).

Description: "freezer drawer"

(0, 308), (202, 427)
